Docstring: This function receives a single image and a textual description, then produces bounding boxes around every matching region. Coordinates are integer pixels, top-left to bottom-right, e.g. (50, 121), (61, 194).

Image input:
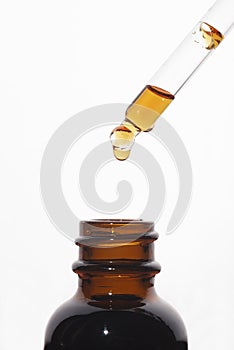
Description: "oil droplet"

(110, 125), (137, 161)
(113, 148), (131, 161)
(193, 22), (224, 50)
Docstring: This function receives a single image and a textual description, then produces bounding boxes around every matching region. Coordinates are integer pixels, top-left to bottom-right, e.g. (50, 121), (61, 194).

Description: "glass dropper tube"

(110, 0), (234, 161)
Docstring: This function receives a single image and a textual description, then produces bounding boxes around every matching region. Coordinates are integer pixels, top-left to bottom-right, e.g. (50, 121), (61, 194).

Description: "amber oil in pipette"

(110, 85), (174, 161)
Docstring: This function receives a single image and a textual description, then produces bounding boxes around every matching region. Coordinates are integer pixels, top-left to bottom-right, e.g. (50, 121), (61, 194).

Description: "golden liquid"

(110, 85), (174, 161)
(195, 22), (224, 50)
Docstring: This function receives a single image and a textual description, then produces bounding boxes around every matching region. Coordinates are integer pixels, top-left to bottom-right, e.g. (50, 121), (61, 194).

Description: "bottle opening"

(80, 219), (155, 237)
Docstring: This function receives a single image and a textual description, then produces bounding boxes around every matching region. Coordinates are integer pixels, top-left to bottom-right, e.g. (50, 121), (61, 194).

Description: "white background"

(0, 0), (234, 349)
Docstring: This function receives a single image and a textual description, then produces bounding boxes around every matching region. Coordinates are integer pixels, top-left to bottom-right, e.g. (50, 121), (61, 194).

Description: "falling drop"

(110, 124), (138, 161)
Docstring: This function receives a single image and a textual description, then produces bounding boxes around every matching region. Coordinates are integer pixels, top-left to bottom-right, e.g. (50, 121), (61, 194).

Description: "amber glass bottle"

(44, 220), (188, 349)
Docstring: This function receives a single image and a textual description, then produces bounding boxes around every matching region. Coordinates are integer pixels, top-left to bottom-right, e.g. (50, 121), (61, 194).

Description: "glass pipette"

(110, 0), (234, 161)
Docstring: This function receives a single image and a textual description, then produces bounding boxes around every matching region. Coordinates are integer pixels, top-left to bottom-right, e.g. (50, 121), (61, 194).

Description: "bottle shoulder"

(44, 295), (187, 350)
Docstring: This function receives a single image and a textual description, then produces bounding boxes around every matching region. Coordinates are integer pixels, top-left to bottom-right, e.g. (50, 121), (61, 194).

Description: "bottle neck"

(72, 220), (161, 302)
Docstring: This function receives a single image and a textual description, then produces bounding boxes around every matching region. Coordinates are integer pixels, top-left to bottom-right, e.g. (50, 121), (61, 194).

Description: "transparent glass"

(149, 0), (234, 95)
